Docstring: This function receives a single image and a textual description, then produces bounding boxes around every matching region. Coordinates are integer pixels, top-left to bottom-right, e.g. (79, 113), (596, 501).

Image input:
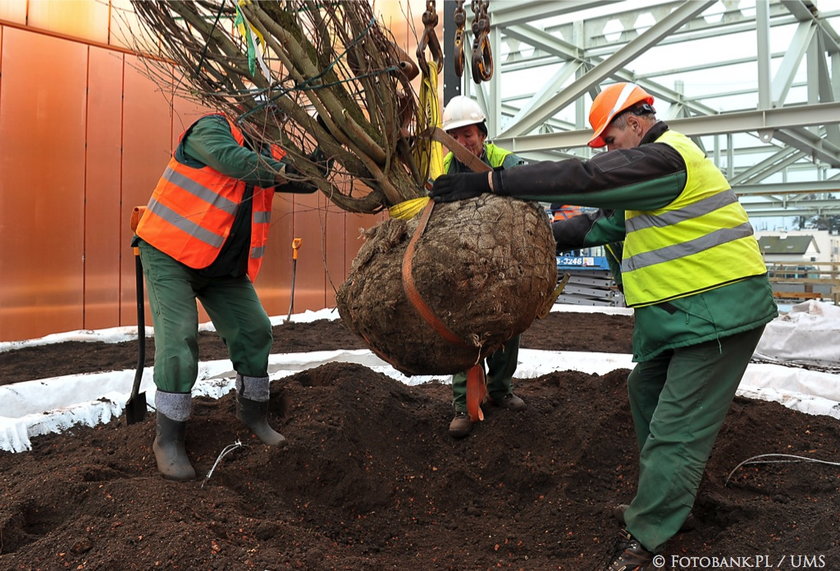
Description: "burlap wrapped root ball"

(336, 194), (558, 376)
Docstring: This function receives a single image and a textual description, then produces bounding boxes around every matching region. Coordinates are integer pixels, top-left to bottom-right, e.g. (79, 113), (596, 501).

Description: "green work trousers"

(623, 325), (766, 553)
(139, 241), (273, 393)
(451, 335), (520, 412)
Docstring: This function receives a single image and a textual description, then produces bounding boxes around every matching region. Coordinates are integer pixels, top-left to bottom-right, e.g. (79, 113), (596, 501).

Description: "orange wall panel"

(27, 0), (111, 44)
(0, 28), (87, 340)
(84, 46), (125, 330)
(119, 55), (180, 326)
(0, 1), (26, 25)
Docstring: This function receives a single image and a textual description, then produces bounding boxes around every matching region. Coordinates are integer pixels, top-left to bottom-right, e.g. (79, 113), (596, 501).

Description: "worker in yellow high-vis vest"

(440, 96), (528, 439)
(431, 83), (777, 570)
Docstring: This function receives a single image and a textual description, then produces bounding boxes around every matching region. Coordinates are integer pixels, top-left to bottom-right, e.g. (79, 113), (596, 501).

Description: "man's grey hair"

(611, 106), (657, 130)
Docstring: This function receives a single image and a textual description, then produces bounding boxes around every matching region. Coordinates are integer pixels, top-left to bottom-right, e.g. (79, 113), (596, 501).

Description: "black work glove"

(429, 172), (491, 202)
(308, 147), (333, 177)
(551, 215), (591, 254)
(276, 163), (318, 194)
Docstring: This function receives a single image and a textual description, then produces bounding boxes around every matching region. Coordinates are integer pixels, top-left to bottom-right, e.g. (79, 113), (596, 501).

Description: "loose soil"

(1, 311), (838, 570)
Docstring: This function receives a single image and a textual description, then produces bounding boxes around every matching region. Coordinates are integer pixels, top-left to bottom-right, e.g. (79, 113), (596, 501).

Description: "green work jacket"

(444, 142), (524, 173)
(495, 121), (777, 361)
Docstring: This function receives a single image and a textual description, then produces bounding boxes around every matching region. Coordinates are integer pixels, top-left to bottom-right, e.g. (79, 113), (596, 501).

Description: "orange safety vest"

(136, 113), (285, 280)
(552, 205), (582, 221)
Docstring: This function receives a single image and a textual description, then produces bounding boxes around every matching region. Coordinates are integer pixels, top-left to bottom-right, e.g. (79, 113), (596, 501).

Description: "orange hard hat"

(588, 83), (655, 148)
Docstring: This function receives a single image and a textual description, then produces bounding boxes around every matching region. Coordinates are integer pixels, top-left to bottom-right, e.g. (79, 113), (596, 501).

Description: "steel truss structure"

(442, 0), (840, 223)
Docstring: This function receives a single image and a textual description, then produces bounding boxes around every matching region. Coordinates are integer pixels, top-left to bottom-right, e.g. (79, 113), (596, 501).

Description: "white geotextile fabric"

(2, 304), (839, 453)
(754, 300), (840, 369)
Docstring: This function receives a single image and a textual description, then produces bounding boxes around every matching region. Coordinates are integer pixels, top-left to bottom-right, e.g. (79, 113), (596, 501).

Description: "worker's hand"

(308, 147), (333, 177)
(430, 172), (491, 202)
(276, 163), (318, 194)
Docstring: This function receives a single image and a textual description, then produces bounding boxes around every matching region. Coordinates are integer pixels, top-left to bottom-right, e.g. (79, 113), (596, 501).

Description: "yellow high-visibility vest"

(621, 130), (766, 307)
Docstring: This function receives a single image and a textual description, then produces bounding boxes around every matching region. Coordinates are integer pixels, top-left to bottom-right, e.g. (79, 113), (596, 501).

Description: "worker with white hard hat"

(441, 95), (523, 173)
(439, 95), (528, 439)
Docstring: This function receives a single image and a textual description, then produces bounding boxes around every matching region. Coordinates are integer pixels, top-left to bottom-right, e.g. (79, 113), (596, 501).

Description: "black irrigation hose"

(725, 453), (840, 486)
(194, 0), (228, 77)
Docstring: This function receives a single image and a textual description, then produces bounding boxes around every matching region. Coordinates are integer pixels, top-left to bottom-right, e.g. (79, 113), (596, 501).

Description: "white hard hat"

(442, 95), (487, 132)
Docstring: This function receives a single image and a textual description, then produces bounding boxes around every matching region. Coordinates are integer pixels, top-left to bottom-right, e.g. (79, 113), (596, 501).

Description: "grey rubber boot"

(236, 374), (286, 446)
(152, 391), (195, 481)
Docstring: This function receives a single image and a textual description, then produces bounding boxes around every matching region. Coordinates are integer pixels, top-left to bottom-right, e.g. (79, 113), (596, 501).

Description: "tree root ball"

(336, 195), (558, 375)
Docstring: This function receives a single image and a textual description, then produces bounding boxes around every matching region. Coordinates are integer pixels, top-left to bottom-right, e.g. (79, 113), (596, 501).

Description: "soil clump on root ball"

(337, 195), (557, 376)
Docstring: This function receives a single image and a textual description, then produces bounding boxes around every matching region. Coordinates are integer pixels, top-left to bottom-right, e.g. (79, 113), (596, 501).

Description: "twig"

(201, 440), (246, 488)
(725, 453), (840, 486)
(127, 0), (430, 213)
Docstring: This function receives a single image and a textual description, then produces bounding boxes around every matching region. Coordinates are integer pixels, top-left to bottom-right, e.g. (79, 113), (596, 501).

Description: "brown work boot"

(448, 411), (473, 438)
(492, 393), (526, 410)
(605, 529), (654, 571)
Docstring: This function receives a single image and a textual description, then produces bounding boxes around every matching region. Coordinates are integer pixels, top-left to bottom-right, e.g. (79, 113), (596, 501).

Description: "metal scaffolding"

(442, 0), (840, 223)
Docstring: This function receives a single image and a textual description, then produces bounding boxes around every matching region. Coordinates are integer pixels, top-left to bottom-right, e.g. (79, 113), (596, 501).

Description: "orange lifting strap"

(401, 200), (487, 422)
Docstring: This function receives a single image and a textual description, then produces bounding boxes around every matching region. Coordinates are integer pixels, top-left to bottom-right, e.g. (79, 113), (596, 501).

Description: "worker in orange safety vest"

(133, 112), (330, 481)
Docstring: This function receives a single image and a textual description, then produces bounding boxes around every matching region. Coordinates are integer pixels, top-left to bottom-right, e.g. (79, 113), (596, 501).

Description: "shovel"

(285, 237), (302, 323)
(126, 207), (148, 424)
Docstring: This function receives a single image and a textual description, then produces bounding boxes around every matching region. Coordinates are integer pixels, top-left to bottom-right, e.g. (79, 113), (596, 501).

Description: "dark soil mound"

(1, 311), (837, 570)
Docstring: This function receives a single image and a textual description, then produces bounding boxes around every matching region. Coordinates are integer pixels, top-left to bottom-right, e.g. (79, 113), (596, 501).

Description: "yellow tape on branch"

(416, 60), (445, 182)
(389, 197), (430, 220)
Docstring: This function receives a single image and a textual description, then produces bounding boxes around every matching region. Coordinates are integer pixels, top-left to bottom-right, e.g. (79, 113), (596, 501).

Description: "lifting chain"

(453, 0), (467, 78)
(416, 0), (443, 76)
(470, 0), (493, 83)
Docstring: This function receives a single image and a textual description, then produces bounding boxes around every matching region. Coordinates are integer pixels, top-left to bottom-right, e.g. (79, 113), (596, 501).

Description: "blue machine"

(556, 255), (612, 271)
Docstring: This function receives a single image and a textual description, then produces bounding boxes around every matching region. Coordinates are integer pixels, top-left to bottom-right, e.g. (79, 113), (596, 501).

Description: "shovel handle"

(131, 252), (145, 399)
(130, 206), (146, 233)
(130, 205), (147, 400)
(285, 238), (302, 322)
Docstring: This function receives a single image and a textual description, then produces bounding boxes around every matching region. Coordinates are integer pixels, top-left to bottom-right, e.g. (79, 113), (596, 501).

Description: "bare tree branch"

(126, 0), (430, 214)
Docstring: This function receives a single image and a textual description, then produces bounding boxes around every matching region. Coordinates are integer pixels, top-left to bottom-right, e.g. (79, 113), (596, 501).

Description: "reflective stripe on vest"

(620, 130), (766, 307)
(160, 165), (240, 215)
(247, 187), (274, 278)
(553, 205), (582, 221)
(145, 197), (226, 249)
(443, 142), (510, 172)
(136, 113), (282, 280)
